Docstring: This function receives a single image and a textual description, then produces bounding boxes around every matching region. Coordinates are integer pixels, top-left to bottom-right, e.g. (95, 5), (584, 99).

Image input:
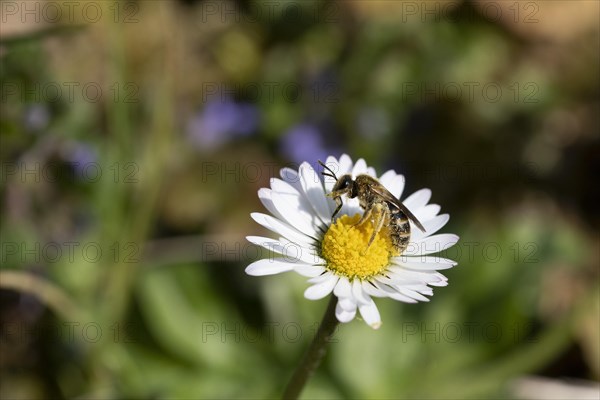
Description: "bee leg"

(331, 197), (343, 219)
(360, 205), (388, 255)
(353, 206), (373, 227)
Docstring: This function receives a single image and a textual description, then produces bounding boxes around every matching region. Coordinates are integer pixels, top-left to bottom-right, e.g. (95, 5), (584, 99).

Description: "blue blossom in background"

(280, 123), (332, 169)
(23, 104), (50, 132)
(60, 141), (98, 180)
(186, 98), (259, 151)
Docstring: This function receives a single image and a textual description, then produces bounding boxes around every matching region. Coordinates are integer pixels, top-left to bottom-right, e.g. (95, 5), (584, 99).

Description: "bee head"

(331, 174), (357, 198)
(318, 160), (357, 199)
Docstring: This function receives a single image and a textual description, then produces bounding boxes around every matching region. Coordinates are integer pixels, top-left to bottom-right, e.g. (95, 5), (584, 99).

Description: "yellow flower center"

(321, 214), (397, 280)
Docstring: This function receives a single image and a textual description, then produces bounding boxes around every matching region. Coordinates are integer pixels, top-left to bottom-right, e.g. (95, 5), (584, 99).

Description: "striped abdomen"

(389, 206), (411, 254)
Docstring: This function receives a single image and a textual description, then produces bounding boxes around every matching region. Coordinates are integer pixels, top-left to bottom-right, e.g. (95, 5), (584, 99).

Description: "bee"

(319, 160), (426, 254)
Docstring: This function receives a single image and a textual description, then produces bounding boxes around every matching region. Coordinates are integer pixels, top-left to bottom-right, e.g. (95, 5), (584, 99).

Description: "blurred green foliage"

(1, 1), (598, 399)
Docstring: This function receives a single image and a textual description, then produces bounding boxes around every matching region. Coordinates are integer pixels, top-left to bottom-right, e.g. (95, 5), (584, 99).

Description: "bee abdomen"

(389, 211), (411, 254)
(390, 207), (408, 221)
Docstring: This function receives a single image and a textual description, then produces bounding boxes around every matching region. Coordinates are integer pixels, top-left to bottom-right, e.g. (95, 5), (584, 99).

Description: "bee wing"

(370, 185), (426, 233)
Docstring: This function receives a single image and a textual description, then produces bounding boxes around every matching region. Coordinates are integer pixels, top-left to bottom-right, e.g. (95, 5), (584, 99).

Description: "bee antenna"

(318, 160), (338, 180)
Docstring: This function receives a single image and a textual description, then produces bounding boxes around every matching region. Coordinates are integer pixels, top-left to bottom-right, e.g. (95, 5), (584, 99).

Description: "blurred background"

(1, 0), (599, 398)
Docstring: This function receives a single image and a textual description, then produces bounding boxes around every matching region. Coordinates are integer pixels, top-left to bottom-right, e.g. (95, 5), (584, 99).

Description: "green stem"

(282, 295), (340, 399)
(0, 271), (84, 321)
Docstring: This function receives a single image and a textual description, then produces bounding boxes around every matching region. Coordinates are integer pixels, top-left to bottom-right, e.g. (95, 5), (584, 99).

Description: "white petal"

(390, 175), (407, 199)
(411, 214), (449, 241)
(322, 155), (340, 194)
(383, 270), (426, 286)
(278, 235), (318, 250)
(373, 280), (418, 303)
(324, 155), (357, 217)
(407, 286), (434, 296)
(379, 171), (405, 199)
(341, 197), (362, 218)
(271, 191), (322, 237)
(258, 189), (285, 221)
(404, 234), (460, 256)
(280, 167), (303, 193)
(352, 279), (371, 305)
(335, 300), (357, 323)
(333, 276), (352, 297)
(403, 188), (432, 210)
(246, 236), (323, 265)
(379, 170), (395, 184)
(391, 255), (457, 270)
(271, 178), (331, 231)
(299, 162), (332, 224)
(270, 177), (303, 196)
(322, 155), (339, 215)
(352, 158), (367, 177)
(358, 299), (382, 329)
(308, 271), (336, 284)
(414, 204), (441, 222)
(304, 275), (339, 300)
(271, 178), (324, 228)
(387, 266), (447, 285)
(366, 166), (377, 177)
(337, 296), (358, 311)
(400, 284), (433, 293)
(250, 213), (314, 248)
(295, 265), (327, 277)
(398, 288), (430, 302)
(429, 272), (449, 287)
(245, 258), (296, 276)
(338, 154), (353, 175)
(361, 280), (387, 298)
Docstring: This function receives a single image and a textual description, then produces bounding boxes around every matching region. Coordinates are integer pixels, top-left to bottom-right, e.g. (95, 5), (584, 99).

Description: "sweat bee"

(319, 160), (426, 254)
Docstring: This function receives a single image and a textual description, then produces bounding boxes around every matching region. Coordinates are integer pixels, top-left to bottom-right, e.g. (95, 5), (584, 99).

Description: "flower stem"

(282, 295), (339, 399)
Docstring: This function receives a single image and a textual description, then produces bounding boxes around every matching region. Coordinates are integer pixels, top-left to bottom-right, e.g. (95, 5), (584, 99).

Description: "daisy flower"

(245, 154), (459, 329)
